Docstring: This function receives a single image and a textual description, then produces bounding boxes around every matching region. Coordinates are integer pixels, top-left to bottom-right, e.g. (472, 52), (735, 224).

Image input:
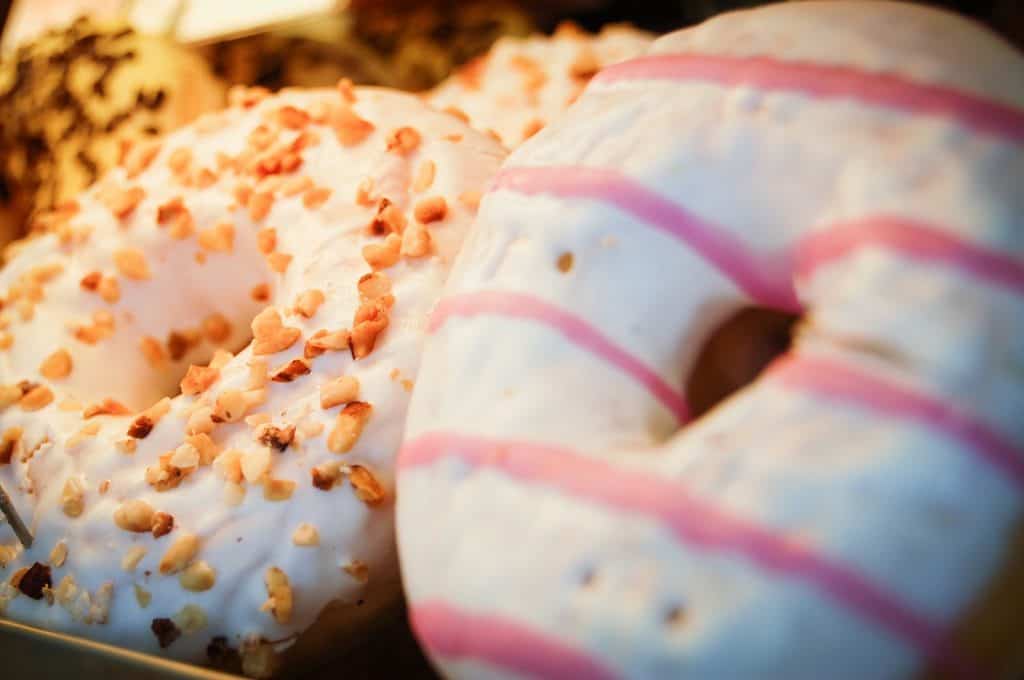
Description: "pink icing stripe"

(770, 354), (1024, 491)
(401, 432), (979, 678)
(429, 290), (690, 422)
(796, 216), (1024, 296)
(490, 166), (800, 312)
(594, 54), (1024, 144)
(411, 600), (620, 680)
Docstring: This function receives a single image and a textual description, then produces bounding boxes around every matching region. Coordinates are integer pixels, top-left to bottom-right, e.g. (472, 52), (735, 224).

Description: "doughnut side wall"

(0, 85), (505, 672)
(398, 2), (1024, 678)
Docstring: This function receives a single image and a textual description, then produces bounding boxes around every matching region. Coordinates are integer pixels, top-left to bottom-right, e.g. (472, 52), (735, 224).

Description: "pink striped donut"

(397, 2), (1024, 678)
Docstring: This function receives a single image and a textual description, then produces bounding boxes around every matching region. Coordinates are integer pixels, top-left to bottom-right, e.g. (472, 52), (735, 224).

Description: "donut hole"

(685, 307), (798, 419)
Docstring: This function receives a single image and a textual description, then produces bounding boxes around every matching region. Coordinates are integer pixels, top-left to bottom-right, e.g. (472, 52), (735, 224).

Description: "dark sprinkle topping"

(151, 618), (181, 648)
(17, 562), (52, 600)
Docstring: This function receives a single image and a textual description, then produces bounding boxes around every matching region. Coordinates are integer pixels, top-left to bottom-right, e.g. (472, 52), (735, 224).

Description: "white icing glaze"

(428, 23), (652, 149)
(0, 85), (505, 670)
(399, 3), (1024, 678)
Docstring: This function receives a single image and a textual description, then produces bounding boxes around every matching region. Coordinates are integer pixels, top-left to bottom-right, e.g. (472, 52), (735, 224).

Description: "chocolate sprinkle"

(151, 618), (181, 648)
(17, 562), (51, 599)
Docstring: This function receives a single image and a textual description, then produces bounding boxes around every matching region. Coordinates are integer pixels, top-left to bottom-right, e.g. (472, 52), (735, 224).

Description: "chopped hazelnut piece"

(442, 106), (470, 124)
(140, 336), (166, 367)
(256, 424), (295, 452)
(294, 289), (324, 318)
(152, 618), (181, 648)
(350, 302), (389, 359)
(134, 584), (152, 607)
(213, 449), (244, 483)
(523, 118), (545, 140)
(173, 604), (208, 635)
(292, 523), (320, 546)
(20, 385), (54, 411)
(179, 561), (217, 592)
(349, 465), (386, 506)
(40, 349), (72, 379)
(187, 433), (221, 465)
(0, 427), (22, 464)
(114, 499), (156, 532)
(277, 105), (310, 129)
(320, 376), (360, 410)
(102, 186), (145, 219)
(61, 477), (85, 517)
(97, 276), (120, 303)
(80, 271), (101, 291)
(266, 252), (293, 273)
(251, 283), (271, 302)
(367, 198), (407, 237)
(180, 365), (220, 396)
(113, 248), (152, 280)
(257, 228), (277, 254)
(152, 511), (175, 538)
(168, 147), (192, 175)
(327, 401), (372, 453)
(212, 389), (248, 423)
(305, 329), (349, 358)
(362, 234), (402, 270)
(311, 461), (342, 490)
(414, 196), (447, 224)
(355, 177), (376, 206)
(249, 192), (274, 222)
(251, 308), (301, 355)
(357, 272), (392, 302)
(386, 126), (421, 156)
(247, 358), (269, 389)
(281, 176), (314, 198)
(156, 197), (194, 239)
(117, 438), (138, 454)
(262, 567), (293, 624)
(303, 187), (332, 210)
(202, 313), (232, 344)
(401, 223), (432, 258)
(122, 546), (147, 571)
(224, 482), (246, 506)
(197, 222), (235, 252)
(570, 49), (601, 80)
(412, 160), (436, 193)
(241, 448), (271, 484)
(83, 398), (132, 418)
(49, 541), (68, 568)
(271, 359), (310, 383)
(458, 190), (482, 210)
(331, 107), (375, 146)
(159, 533), (199, 574)
(186, 406), (216, 436)
(343, 560), (369, 583)
(263, 478), (296, 501)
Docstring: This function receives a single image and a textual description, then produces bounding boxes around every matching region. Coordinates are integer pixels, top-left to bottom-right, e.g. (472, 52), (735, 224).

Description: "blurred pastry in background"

(0, 16), (225, 245)
(428, 21), (653, 148)
(203, 1), (534, 93)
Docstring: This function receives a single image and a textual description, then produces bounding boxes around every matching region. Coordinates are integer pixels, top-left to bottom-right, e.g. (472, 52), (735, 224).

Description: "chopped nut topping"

(145, 451), (193, 491)
(40, 349), (72, 379)
(168, 147), (192, 175)
(61, 477), (85, 517)
(349, 465), (386, 506)
(271, 359), (310, 383)
(83, 398), (132, 418)
(557, 252), (575, 273)
(179, 561), (217, 592)
(277, 105), (310, 129)
(343, 560), (369, 583)
(261, 567), (293, 624)
(263, 478), (296, 501)
(170, 443), (201, 470)
(337, 77), (356, 103)
(256, 424), (295, 452)
(97, 276), (120, 303)
(251, 308), (301, 355)
(212, 389), (248, 423)
(80, 271), (101, 291)
(327, 401), (372, 453)
(213, 449), (244, 483)
(49, 540), (68, 568)
(523, 118), (545, 140)
(355, 177), (376, 206)
(101, 186), (145, 219)
(152, 512), (175, 538)
(140, 336), (166, 367)
(386, 126), (421, 156)
(234, 183), (253, 208)
(320, 376), (360, 410)
(350, 302), (389, 359)
(0, 385), (22, 409)
(247, 358), (269, 389)
(187, 433), (221, 465)
(224, 482), (246, 506)
(311, 461), (343, 490)
(281, 175), (314, 198)
(241, 448), (271, 483)
(257, 228), (277, 254)
(362, 233), (402, 270)
(412, 160), (436, 193)
(20, 385), (54, 411)
(159, 533), (199, 575)
(17, 562), (52, 599)
(202, 313), (232, 344)
(98, 480), (111, 495)
(442, 106), (470, 124)
(291, 523), (320, 547)
(305, 329), (350, 358)
(180, 365), (220, 396)
(152, 618), (181, 648)
(266, 252), (293, 273)
(570, 49), (601, 80)
(198, 222), (235, 252)
(167, 329), (198, 361)
(114, 499), (156, 532)
(173, 604), (208, 635)
(122, 546), (147, 571)
(113, 248), (152, 280)
(116, 438), (138, 454)
(367, 198), (407, 236)
(294, 289), (325, 318)
(414, 196), (447, 224)
(331, 107), (375, 146)
(156, 197), (194, 239)
(249, 191), (274, 222)
(251, 283), (271, 302)
(401, 223), (432, 258)
(0, 427), (22, 464)
(303, 187), (332, 210)
(458, 190), (482, 210)
(134, 584), (152, 608)
(357, 272), (392, 303)
(0, 331), (12, 350)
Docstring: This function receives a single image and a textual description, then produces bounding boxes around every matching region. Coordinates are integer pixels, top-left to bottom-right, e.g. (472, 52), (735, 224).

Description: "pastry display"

(398, 2), (1024, 678)
(0, 17), (226, 247)
(428, 21), (653, 148)
(0, 83), (503, 676)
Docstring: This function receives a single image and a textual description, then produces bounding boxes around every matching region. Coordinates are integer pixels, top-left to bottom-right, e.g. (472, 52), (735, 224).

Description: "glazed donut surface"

(399, 2), (1024, 678)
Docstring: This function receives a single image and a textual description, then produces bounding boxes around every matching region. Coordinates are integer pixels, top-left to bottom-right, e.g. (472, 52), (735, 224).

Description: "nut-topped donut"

(398, 2), (1024, 678)
(0, 82), (504, 675)
(429, 22), (652, 148)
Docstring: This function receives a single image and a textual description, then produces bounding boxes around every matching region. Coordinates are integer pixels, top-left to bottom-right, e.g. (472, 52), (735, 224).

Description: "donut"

(398, 2), (1024, 678)
(0, 17), (225, 247)
(429, 22), (652, 148)
(0, 83), (504, 676)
